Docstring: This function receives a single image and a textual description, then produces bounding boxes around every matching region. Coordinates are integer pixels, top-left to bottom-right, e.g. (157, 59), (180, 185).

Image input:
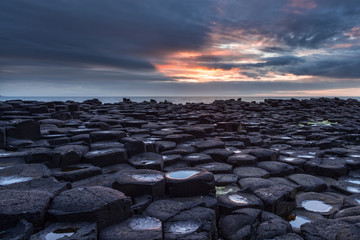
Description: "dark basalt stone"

(202, 148), (234, 162)
(183, 153), (212, 166)
(90, 141), (124, 151)
(128, 152), (164, 171)
(194, 140), (225, 151)
(165, 168), (215, 197)
(304, 158), (347, 178)
(300, 219), (360, 240)
(296, 192), (342, 216)
(0, 219), (33, 240)
(0, 190), (54, 230)
(112, 169), (165, 198)
(25, 148), (62, 168)
(6, 120), (41, 140)
(0, 177), (70, 195)
(48, 186), (132, 229)
(257, 161), (295, 177)
(195, 162), (233, 174)
(227, 153), (257, 166)
(254, 184), (297, 216)
(218, 192), (264, 214)
(249, 148), (277, 161)
(90, 130), (126, 143)
(288, 174), (327, 192)
(100, 216), (162, 240)
(83, 148), (127, 167)
(30, 222), (97, 240)
(234, 166), (270, 179)
(52, 164), (102, 182)
(238, 177), (275, 192)
(54, 144), (89, 167)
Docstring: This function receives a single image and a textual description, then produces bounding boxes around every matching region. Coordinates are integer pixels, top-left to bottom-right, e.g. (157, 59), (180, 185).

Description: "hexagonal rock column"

(48, 186), (131, 229)
(128, 152), (164, 171)
(52, 164), (102, 182)
(144, 199), (217, 240)
(296, 192), (342, 216)
(165, 168), (215, 197)
(217, 192), (264, 215)
(100, 216), (162, 240)
(0, 190), (54, 230)
(90, 130), (126, 143)
(30, 222), (97, 240)
(83, 148), (127, 167)
(112, 169), (165, 198)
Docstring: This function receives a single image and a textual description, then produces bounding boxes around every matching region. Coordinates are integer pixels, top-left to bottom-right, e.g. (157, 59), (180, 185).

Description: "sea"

(1, 96), (360, 104)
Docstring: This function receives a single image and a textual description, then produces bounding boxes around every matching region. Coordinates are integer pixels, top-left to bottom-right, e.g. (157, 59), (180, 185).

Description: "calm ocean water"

(1, 96), (359, 104)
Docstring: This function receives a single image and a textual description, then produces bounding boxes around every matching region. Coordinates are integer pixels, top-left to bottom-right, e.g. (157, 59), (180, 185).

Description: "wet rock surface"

(2, 97), (360, 239)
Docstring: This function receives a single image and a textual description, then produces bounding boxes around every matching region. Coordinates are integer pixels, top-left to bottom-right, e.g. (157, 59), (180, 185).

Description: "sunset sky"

(1, 0), (360, 96)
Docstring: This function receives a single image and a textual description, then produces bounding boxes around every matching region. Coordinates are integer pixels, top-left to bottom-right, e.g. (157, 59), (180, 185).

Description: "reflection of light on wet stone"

(297, 155), (315, 159)
(289, 215), (311, 229)
(0, 166), (8, 170)
(283, 157), (296, 161)
(226, 147), (241, 154)
(140, 160), (156, 165)
(0, 176), (33, 185)
(129, 217), (162, 231)
(131, 174), (163, 182)
(345, 179), (360, 185)
(148, 137), (162, 141)
(302, 200), (333, 213)
(347, 159), (355, 163)
(346, 186), (360, 193)
(355, 198), (360, 204)
(166, 170), (200, 180)
(203, 164), (217, 168)
(349, 154), (360, 158)
(168, 220), (201, 234)
(228, 194), (249, 204)
(163, 156), (169, 159)
(143, 140), (155, 144)
(187, 155), (200, 159)
(45, 228), (78, 240)
(281, 137), (292, 140)
(283, 151), (295, 155)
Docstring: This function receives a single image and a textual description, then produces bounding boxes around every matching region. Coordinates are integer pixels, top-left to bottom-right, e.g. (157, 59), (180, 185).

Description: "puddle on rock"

(166, 170), (200, 180)
(129, 217), (162, 231)
(0, 176), (33, 185)
(345, 179), (360, 185)
(139, 160), (156, 165)
(131, 174), (163, 182)
(282, 157), (297, 162)
(168, 220), (201, 234)
(61, 166), (88, 172)
(301, 200), (333, 213)
(289, 215), (311, 229)
(228, 194), (249, 204)
(297, 155), (315, 159)
(346, 186), (360, 193)
(45, 228), (78, 240)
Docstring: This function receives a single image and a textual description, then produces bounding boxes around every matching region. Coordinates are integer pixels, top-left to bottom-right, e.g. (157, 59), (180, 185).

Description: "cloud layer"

(1, 0), (359, 96)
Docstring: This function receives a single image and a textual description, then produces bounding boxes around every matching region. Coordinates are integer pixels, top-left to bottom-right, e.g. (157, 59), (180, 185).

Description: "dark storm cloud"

(0, 0), (216, 72)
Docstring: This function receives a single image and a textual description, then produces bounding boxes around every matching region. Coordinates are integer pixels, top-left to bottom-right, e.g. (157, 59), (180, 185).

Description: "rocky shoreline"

(1, 97), (360, 239)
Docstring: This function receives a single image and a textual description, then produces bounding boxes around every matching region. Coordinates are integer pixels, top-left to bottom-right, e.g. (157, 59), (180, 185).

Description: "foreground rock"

(48, 186), (132, 229)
